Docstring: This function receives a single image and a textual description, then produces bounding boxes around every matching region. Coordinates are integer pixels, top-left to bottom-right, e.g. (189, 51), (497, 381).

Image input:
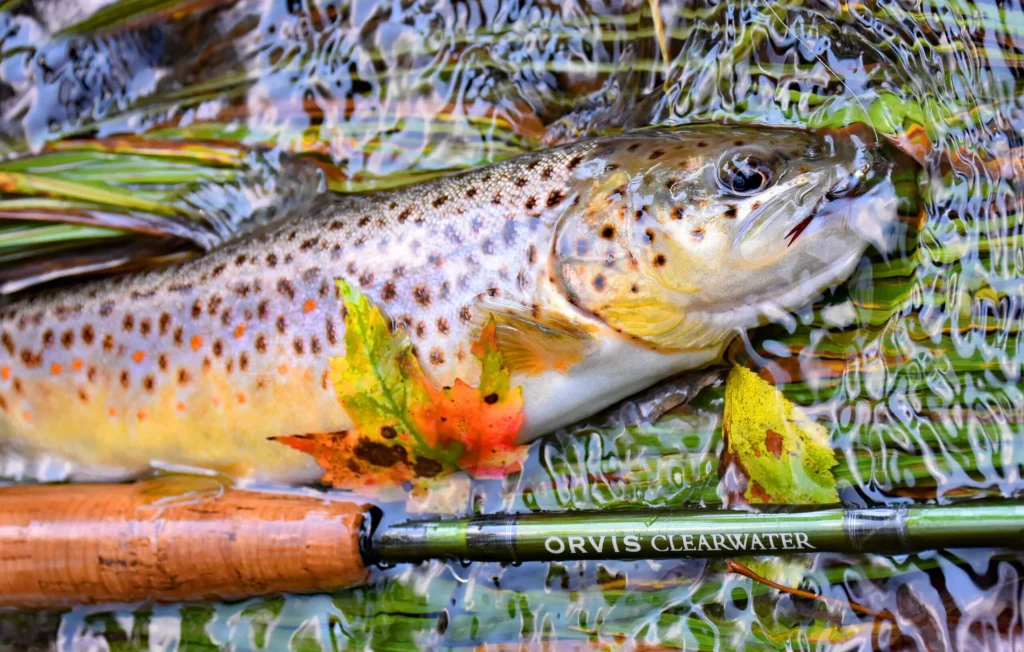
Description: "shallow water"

(0, 0), (1022, 649)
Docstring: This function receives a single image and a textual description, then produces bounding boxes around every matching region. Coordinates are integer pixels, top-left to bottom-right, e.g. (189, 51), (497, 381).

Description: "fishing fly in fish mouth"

(0, 125), (900, 484)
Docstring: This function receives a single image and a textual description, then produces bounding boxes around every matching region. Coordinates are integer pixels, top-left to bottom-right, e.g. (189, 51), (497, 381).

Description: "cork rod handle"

(0, 480), (369, 610)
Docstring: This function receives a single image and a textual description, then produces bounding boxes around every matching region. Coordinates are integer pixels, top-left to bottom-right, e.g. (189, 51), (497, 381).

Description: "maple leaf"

(274, 280), (526, 491)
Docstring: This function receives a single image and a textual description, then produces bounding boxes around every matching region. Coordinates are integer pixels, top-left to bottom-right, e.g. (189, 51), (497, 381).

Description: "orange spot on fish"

(50, 363), (62, 375)
(108, 407), (117, 417)
(1, 365), (9, 380)
(278, 363), (289, 376)
(233, 323), (247, 339)
(137, 410), (147, 421)
(132, 350), (146, 363)
(191, 335), (204, 351)
(176, 401), (186, 412)
(304, 299), (316, 313)
(212, 397), (221, 408)
(72, 358), (83, 371)
(22, 411), (30, 422)
(237, 392), (247, 404)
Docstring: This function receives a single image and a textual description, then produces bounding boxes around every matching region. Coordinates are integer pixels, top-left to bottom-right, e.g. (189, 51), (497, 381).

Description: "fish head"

(552, 125), (901, 351)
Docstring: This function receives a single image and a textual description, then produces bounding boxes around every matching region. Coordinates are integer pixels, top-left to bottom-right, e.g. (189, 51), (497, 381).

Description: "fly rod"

(1, 481), (1022, 610)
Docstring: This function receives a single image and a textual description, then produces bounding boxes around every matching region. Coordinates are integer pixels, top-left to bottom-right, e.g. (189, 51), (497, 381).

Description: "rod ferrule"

(844, 504), (911, 553)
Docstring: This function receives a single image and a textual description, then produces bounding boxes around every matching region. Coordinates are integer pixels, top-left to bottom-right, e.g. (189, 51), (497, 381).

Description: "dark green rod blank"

(370, 502), (1024, 564)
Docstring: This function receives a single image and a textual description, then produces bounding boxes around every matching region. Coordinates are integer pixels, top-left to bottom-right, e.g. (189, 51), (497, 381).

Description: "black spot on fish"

(654, 254), (667, 267)
(672, 206), (685, 220)
(627, 143), (642, 152)
(82, 324), (95, 345)
(593, 274), (606, 291)
(255, 335), (267, 353)
(525, 196), (537, 210)
(191, 301), (203, 319)
(723, 205), (738, 218)
(42, 329), (54, 348)
(398, 208), (412, 223)
(568, 155), (584, 170)
(277, 316), (287, 334)
(122, 315), (134, 333)
(414, 286), (431, 307)
(382, 282), (397, 302)
(277, 279), (295, 300)
(541, 167), (553, 180)
(433, 195), (449, 208)
(267, 253), (278, 267)
(600, 225), (616, 239)
(547, 190), (565, 207)
(649, 149), (665, 160)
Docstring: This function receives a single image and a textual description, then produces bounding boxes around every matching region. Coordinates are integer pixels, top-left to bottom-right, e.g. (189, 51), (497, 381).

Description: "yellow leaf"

(722, 365), (838, 505)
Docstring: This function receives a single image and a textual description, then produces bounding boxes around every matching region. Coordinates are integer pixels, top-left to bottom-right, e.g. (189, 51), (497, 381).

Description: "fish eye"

(718, 153), (773, 196)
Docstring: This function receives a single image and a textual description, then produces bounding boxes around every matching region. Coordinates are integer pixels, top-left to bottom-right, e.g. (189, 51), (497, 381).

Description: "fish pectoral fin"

(473, 298), (597, 376)
(563, 366), (728, 434)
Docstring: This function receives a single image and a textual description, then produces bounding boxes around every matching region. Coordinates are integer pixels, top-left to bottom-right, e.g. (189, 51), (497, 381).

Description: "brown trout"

(0, 126), (899, 483)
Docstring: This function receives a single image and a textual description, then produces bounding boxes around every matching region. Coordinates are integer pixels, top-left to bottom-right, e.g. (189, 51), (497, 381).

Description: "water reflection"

(1, 0), (1023, 648)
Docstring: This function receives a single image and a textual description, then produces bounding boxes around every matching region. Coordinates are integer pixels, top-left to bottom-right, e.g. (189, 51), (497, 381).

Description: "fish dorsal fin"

(473, 298), (597, 376)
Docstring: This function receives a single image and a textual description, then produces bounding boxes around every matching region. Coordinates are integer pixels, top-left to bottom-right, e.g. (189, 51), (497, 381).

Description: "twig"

(726, 559), (896, 622)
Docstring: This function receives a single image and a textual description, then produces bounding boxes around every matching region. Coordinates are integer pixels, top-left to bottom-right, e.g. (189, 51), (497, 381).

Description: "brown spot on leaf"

(765, 430), (784, 459)
(354, 438), (408, 467)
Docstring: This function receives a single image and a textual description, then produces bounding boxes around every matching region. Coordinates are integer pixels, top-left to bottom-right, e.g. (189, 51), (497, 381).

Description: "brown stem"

(726, 559), (896, 622)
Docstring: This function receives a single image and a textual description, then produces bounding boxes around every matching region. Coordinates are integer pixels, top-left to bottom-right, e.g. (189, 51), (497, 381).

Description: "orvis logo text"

(542, 531), (816, 555)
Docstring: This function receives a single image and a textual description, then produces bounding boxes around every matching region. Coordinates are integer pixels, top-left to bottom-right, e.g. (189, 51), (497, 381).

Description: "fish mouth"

(785, 143), (892, 247)
(784, 179), (844, 247)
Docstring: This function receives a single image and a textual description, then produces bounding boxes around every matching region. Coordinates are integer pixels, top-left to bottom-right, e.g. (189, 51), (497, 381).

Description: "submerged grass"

(0, 0), (1022, 648)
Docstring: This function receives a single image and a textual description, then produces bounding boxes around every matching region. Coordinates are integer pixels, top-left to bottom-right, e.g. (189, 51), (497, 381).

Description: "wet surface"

(0, 0), (1023, 648)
